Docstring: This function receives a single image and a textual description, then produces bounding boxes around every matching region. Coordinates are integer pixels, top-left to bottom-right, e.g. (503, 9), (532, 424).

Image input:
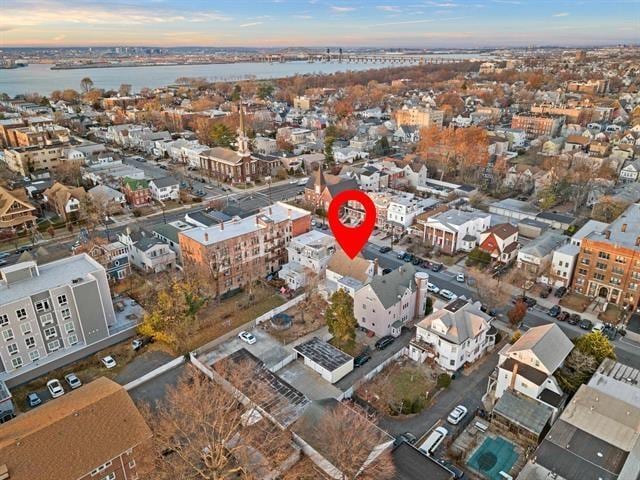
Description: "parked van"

(418, 426), (448, 456)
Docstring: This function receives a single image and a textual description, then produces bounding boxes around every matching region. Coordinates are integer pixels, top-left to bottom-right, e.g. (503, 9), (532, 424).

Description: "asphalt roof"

(294, 337), (352, 372)
(392, 443), (454, 480)
(367, 264), (417, 309)
(493, 390), (553, 436)
(501, 358), (549, 386)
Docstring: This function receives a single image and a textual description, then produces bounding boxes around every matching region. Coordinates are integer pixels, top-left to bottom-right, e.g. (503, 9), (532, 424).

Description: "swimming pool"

(467, 436), (518, 480)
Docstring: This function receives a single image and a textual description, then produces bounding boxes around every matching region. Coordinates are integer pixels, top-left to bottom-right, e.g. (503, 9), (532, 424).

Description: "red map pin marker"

(328, 189), (376, 259)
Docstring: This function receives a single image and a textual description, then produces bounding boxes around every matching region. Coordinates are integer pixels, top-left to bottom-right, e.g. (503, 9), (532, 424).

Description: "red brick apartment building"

(179, 202), (311, 295)
(0, 377), (151, 480)
(571, 203), (640, 310)
(122, 177), (151, 208)
(511, 114), (564, 139)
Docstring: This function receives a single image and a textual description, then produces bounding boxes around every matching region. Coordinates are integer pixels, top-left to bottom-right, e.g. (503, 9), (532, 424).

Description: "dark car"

(579, 319), (593, 330)
(354, 351), (371, 367)
(603, 324), (617, 340)
(431, 263), (443, 272)
(548, 305), (561, 317)
(393, 432), (417, 447)
(512, 295), (536, 308)
(375, 335), (395, 350)
(422, 261), (433, 269)
(557, 311), (570, 322)
(568, 313), (581, 325)
(382, 268), (392, 275)
(540, 286), (552, 298)
(402, 253), (413, 263)
(412, 257), (422, 266)
(379, 246), (392, 254)
(554, 286), (567, 298)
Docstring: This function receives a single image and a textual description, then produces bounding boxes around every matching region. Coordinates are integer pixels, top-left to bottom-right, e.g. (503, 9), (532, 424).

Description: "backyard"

(357, 360), (441, 416)
(264, 293), (328, 345)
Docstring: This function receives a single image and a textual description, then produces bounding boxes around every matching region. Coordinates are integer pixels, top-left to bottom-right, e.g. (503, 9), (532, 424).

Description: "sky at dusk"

(1, 0), (638, 48)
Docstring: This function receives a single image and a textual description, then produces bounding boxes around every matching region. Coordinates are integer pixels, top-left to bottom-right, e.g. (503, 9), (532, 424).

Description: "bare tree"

(468, 268), (510, 310)
(140, 365), (291, 480)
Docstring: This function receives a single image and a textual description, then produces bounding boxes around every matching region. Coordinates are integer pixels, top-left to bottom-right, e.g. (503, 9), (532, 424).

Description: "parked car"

(439, 289), (456, 301)
(592, 322), (605, 334)
(64, 373), (82, 389)
(431, 263), (443, 272)
(0, 252), (11, 260)
(393, 432), (418, 447)
(568, 313), (581, 325)
(579, 319), (593, 330)
(132, 336), (153, 351)
(512, 295), (536, 308)
(447, 405), (468, 425)
(402, 253), (413, 263)
(238, 331), (257, 345)
(101, 356), (117, 369)
(412, 257), (422, 266)
(375, 335), (395, 350)
(540, 286), (552, 298)
(382, 268), (392, 275)
(396, 251), (405, 259)
(46, 379), (65, 398)
(418, 426), (448, 456)
(554, 286), (567, 298)
(602, 323), (617, 340)
(379, 246), (392, 254)
(456, 273), (465, 283)
(427, 283), (440, 294)
(557, 311), (570, 322)
(422, 261), (433, 269)
(548, 305), (561, 317)
(354, 351), (371, 367)
(27, 392), (42, 408)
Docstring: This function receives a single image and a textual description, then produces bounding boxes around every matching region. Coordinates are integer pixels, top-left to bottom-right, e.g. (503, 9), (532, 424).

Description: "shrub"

(437, 373), (452, 389)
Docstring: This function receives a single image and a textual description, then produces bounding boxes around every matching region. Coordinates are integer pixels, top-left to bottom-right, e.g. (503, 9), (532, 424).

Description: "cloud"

(293, 14), (313, 19)
(369, 16), (466, 26)
(491, 0), (521, 4)
(552, 12), (570, 17)
(377, 5), (402, 12)
(239, 21), (263, 27)
(426, 1), (459, 6)
(330, 6), (356, 12)
(52, 34), (66, 41)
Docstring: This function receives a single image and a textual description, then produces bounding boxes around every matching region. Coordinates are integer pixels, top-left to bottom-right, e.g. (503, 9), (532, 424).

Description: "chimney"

(509, 362), (519, 391)
(622, 224), (627, 232)
(288, 208), (292, 219)
(605, 230), (611, 239)
(204, 232), (209, 242)
(220, 222), (224, 231)
(373, 257), (379, 275)
(636, 236), (640, 247)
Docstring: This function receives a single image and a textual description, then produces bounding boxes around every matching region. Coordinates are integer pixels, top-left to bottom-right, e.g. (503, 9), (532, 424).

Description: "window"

(61, 308), (71, 320)
(598, 252), (610, 260)
(63, 322), (75, 334)
(2, 329), (14, 342)
(57, 295), (68, 306)
(68, 334), (78, 345)
(7, 343), (18, 355)
(596, 262), (608, 271)
(91, 462), (112, 476)
(16, 308), (27, 321)
(43, 327), (57, 340)
(25, 337), (35, 349)
(11, 356), (23, 369)
(0, 314), (8, 327)
(593, 273), (605, 281)
(40, 313), (54, 326)
(35, 300), (50, 313)
(20, 322), (31, 335)
(47, 340), (60, 351)
(29, 350), (40, 361)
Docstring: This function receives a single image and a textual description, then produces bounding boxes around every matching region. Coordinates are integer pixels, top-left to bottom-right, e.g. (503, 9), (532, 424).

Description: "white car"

(439, 289), (456, 300)
(592, 322), (605, 334)
(456, 273), (465, 283)
(101, 356), (117, 369)
(64, 373), (82, 389)
(238, 331), (257, 345)
(427, 283), (440, 294)
(46, 379), (65, 398)
(447, 405), (468, 425)
(289, 178), (298, 184)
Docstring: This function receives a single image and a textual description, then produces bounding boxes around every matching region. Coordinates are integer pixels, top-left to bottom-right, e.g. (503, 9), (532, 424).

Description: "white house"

(401, 162), (428, 189)
(279, 230), (336, 290)
(550, 242), (580, 288)
(424, 209), (492, 255)
(490, 324), (573, 416)
(149, 177), (180, 202)
(324, 249), (376, 298)
(410, 298), (496, 371)
(619, 159), (640, 183)
(118, 228), (176, 273)
(517, 231), (567, 278)
(386, 193), (430, 232)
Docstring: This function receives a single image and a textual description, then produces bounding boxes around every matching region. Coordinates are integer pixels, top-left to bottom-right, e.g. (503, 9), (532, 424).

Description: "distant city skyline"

(1, 0), (638, 48)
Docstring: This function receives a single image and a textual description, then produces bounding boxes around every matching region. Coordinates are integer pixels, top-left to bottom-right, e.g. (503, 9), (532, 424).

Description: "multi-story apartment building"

(0, 186), (37, 232)
(395, 105), (444, 129)
(353, 265), (429, 338)
(530, 103), (590, 124)
(179, 202), (311, 295)
(571, 203), (640, 309)
(424, 209), (492, 255)
(567, 79), (609, 95)
(0, 116), (54, 148)
(510, 114), (564, 139)
(410, 298), (496, 371)
(3, 144), (65, 175)
(0, 255), (118, 384)
(122, 177), (152, 208)
(280, 230), (336, 289)
(0, 377), (151, 480)
(13, 124), (70, 147)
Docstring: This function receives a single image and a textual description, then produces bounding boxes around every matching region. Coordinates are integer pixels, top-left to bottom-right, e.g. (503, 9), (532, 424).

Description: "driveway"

(377, 348), (499, 439)
(114, 349), (175, 385)
(128, 362), (187, 407)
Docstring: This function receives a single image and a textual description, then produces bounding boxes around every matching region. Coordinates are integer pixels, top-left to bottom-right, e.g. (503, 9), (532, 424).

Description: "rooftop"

(490, 198), (541, 216)
(294, 337), (352, 372)
(366, 264), (417, 309)
(493, 390), (554, 436)
(506, 324), (573, 374)
(586, 203), (640, 250)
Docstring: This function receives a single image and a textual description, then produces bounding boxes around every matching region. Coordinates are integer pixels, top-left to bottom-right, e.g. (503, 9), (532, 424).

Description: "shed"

(293, 337), (353, 384)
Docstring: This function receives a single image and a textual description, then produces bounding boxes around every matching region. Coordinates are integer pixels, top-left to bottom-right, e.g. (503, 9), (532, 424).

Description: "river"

(0, 55), (485, 97)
